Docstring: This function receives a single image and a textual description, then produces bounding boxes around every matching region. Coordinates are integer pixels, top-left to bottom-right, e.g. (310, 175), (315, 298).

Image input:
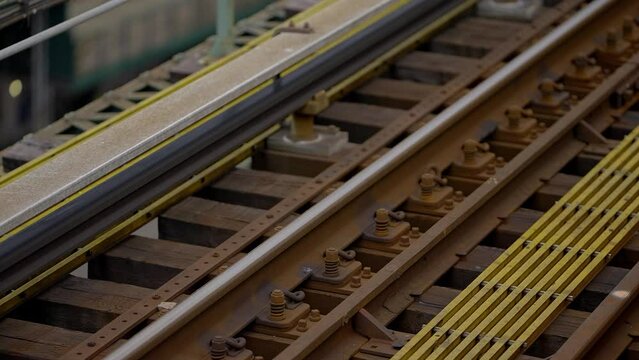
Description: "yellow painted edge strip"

(0, 0), (337, 187)
(0, 125), (280, 317)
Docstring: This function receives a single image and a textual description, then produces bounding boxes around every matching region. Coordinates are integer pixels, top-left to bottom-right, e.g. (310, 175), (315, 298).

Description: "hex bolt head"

(297, 319), (308, 332)
(350, 275), (362, 288)
(453, 191), (464, 203)
(444, 199), (455, 210)
(361, 266), (372, 279)
(409, 227), (421, 240)
(310, 309), (321, 322)
(496, 157), (506, 168)
(399, 235), (411, 247)
(486, 163), (496, 175)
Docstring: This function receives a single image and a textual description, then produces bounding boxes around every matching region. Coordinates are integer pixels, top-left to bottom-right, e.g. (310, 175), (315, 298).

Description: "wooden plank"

(430, 26), (501, 58)
(89, 236), (206, 288)
(532, 173), (580, 211)
(252, 148), (335, 177)
(89, 236), (245, 288)
(444, 245), (628, 312)
(317, 101), (405, 143)
(351, 78), (439, 109)
(392, 286), (587, 358)
(494, 209), (639, 269)
(14, 276), (151, 333)
(0, 318), (89, 360)
(201, 168), (310, 209)
(453, 17), (528, 39)
(394, 51), (478, 84)
(159, 197), (298, 247)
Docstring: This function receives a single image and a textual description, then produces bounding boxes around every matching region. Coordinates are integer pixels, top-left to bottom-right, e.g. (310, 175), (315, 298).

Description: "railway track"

(2, 0), (639, 359)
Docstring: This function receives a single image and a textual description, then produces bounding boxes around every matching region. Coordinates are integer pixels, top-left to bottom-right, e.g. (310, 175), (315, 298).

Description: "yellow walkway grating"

(392, 126), (639, 360)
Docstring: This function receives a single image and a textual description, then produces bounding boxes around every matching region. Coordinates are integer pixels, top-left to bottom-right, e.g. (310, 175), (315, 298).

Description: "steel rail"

(0, 0), (129, 61)
(105, 0), (617, 359)
(552, 262), (639, 359)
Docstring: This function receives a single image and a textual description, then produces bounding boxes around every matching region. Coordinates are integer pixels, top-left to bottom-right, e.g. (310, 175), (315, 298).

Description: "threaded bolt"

(324, 248), (340, 278)
(350, 275), (361, 288)
(462, 140), (488, 163)
(310, 309), (321, 322)
(297, 319), (308, 332)
(420, 174), (436, 199)
(374, 209), (390, 237)
(486, 163), (496, 175)
(409, 227), (420, 240)
(209, 336), (227, 360)
(496, 157), (506, 168)
(444, 199), (454, 210)
(400, 235), (410, 247)
(530, 128), (538, 139)
(269, 289), (286, 321)
(505, 106), (522, 129)
(453, 191), (464, 202)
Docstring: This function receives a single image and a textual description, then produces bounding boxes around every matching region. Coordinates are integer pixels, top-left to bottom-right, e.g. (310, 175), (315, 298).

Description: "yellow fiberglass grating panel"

(392, 130), (639, 360)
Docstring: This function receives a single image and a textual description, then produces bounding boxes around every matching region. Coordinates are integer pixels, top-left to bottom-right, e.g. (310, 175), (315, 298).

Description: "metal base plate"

(477, 0), (542, 22)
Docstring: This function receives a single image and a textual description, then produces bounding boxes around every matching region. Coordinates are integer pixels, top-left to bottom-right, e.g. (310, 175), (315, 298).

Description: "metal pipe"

(104, 0), (615, 358)
(0, 0), (129, 62)
(211, 0), (236, 58)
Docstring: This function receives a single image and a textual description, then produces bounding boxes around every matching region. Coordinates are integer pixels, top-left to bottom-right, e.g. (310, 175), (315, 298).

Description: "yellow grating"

(392, 126), (639, 360)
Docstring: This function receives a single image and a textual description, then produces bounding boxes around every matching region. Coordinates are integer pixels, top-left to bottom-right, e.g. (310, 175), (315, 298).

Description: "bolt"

(530, 128), (538, 139)
(297, 319), (308, 332)
(310, 309), (321, 322)
(486, 163), (496, 175)
(420, 173), (436, 199)
(361, 267), (372, 279)
(273, 225), (284, 232)
(537, 122), (547, 132)
(505, 106), (522, 129)
(269, 289), (286, 321)
(374, 209), (390, 237)
(400, 235), (411, 247)
(444, 199), (454, 210)
(350, 275), (361, 288)
(409, 227), (421, 240)
(453, 190), (464, 202)
(462, 140), (489, 163)
(219, 265), (229, 272)
(496, 157), (506, 168)
(324, 248), (340, 278)
(209, 336), (227, 360)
